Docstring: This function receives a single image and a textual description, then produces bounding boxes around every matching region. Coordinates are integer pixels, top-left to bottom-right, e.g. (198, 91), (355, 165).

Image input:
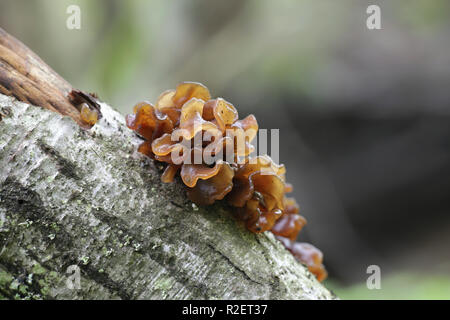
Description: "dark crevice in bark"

(0, 178), (48, 221)
(37, 140), (81, 181)
(206, 243), (265, 286)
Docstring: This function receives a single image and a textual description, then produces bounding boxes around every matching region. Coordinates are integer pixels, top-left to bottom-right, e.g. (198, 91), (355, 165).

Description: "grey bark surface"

(0, 93), (335, 300)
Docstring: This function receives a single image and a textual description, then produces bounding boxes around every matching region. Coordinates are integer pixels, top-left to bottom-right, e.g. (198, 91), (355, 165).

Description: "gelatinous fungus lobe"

(271, 197), (307, 241)
(80, 103), (98, 126)
(277, 236), (328, 282)
(126, 101), (174, 157)
(68, 89), (101, 127)
(227, 156), (286, 233)
(292, 242), (328, 282)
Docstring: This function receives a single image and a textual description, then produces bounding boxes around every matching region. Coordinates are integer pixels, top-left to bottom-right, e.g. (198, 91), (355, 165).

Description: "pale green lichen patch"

(152, 277), (173, 292)
(32, 263), (47, 275)
(0, 270), (13, 288)
(79, 256), (90, 265)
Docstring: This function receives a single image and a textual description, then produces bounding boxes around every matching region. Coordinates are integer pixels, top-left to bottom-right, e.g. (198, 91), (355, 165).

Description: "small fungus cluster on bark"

(125, 82), (327, 281)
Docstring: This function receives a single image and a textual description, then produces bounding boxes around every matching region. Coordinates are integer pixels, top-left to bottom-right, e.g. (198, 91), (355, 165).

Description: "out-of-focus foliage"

(327, 273), (450, 300)
(2, 0), (448, 114)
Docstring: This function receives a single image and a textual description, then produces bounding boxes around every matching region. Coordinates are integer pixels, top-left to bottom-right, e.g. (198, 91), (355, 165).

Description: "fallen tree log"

(0, 28), (335, 300)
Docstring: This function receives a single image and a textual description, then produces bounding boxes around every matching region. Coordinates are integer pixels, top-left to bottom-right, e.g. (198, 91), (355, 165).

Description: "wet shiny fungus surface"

(126, 81), (327, 281)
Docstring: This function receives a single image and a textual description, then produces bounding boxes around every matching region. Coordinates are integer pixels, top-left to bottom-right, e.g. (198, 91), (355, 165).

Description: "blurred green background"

(1, 0), (449, 299)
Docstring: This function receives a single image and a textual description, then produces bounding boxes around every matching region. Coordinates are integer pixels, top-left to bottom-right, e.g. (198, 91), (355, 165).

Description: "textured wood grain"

(0, 27), (84, 126)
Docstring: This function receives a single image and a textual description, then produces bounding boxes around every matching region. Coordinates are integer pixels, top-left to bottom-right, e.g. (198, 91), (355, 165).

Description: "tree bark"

(0, 28), (335, 300)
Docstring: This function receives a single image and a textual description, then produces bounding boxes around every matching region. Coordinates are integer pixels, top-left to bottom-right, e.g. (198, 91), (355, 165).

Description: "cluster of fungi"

(70, 89), (101, 126)
(122, 82), (327, 281)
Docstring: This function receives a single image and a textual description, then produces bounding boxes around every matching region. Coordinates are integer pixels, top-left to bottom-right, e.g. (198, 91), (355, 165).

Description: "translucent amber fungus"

(126, 82), (259, 205)
(173, 82), (211, 108)
(125, 101), (174, 158)
(276, 236), (327, 282)
(185, 161), (234, 205)
(126, 82), (327, 281)
(80, 103), (99, 126)
(292, 243), (328, 282)
(69, 89), (102, 127)
(227, 156), (286, 233)
(271, 196), (307, 241)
